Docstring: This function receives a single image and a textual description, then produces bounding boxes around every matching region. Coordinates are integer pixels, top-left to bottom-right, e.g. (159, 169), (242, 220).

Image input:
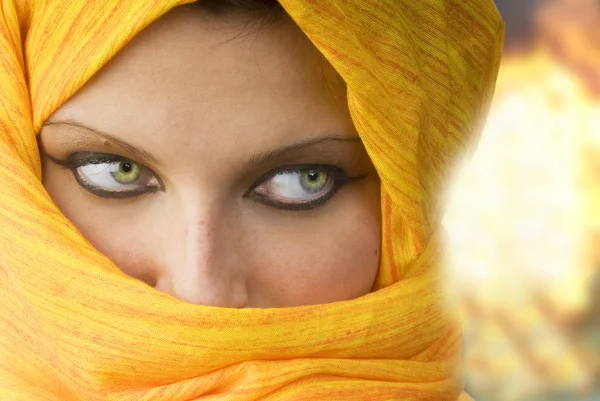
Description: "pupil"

(308, 170), (319, 181)
(121, 162), (132, 173)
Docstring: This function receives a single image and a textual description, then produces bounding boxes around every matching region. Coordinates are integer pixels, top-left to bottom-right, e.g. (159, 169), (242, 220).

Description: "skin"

(38, 5), (381, 308)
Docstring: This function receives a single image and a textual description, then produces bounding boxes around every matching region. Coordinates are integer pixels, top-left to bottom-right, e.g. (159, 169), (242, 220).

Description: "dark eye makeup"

(46, 151), (367, 211)
(244, 164), (365, 211)
(46, 152), (164, 199)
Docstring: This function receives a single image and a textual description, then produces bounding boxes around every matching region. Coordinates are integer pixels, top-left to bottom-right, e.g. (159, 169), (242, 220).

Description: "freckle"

(103, 139), (111, 147)
(345, 330), (351, 336)
(374, 249), (378, 255)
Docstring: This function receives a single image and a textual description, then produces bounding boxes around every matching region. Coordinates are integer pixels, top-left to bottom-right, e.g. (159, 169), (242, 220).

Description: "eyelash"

(244, 164), (364, 211)
(48, 152), (365, 211)
(47, 152), (164, 199)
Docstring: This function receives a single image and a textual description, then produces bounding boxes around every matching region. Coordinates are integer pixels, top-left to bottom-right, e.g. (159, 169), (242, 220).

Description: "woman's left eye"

(248, 165), (359, 211)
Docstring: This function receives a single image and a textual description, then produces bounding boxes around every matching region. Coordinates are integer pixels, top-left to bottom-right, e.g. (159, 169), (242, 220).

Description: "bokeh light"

(442, 0), (600, 399)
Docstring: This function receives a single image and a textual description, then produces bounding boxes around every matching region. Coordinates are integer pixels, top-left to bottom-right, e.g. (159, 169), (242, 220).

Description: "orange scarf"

(0, 0), (503, 399)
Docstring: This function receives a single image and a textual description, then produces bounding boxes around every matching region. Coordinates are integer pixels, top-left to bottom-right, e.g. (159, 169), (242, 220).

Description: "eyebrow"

(244, 136), (362, 168)
(43, 118), (362, 168)
(43, 118), (160, 165)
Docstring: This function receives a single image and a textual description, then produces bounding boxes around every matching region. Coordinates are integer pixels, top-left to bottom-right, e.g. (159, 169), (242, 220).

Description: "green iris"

(300, 169), (328, 193)
(111, 161), (142, 184)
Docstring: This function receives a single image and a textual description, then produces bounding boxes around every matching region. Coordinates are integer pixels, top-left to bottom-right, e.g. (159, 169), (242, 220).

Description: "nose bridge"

(156, 200), (247, 308)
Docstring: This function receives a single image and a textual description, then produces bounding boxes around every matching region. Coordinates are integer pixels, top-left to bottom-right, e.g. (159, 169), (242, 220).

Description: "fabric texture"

(0, 0), (503, 399)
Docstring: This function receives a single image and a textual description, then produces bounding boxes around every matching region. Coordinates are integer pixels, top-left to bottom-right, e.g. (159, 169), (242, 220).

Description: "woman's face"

(39, 6), (381, 308)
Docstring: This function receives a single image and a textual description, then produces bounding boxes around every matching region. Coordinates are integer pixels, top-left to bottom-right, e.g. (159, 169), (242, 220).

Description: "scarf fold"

(0, 0), (503, 399)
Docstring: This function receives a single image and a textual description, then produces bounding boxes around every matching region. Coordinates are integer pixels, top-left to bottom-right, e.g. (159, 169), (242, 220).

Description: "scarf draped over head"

(0, 0), (503, 399)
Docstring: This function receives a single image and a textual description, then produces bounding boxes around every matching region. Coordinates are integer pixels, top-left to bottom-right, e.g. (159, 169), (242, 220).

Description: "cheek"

(65, 211), (158, 285)
(42, 165), (157, 282)
(248, 188), (382, 306)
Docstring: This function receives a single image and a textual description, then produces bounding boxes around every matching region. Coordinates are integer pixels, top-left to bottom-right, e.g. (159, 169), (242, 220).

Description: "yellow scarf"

(0, 0), (503, 399)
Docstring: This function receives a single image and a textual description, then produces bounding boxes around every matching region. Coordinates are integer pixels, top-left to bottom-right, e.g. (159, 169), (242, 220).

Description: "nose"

(154, 211), (248, 308)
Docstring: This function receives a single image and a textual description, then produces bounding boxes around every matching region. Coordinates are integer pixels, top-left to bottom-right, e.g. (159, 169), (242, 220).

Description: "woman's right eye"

(75, 160), (160, 196)
(48, 152), (162, 198)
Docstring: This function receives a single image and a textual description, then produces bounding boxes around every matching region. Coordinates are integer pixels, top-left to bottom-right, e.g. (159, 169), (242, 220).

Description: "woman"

(38, 2), (383, 308)
(0, 0), (503, 399)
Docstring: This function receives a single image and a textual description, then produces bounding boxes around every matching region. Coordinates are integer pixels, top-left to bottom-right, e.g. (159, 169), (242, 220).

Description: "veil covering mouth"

(0, 0), (503, 399)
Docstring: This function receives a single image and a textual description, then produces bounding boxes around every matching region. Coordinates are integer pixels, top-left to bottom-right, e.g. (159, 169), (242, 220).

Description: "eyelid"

(244, 164), (366, 211)
(46, 151), (165, 197)
(75, 175), (161, 199)
(49, 151), (144, 169)
(245, 164), (348, 196)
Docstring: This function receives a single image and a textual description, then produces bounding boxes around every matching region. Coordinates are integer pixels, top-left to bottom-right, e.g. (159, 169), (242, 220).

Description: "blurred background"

(442, 0), (600, 400)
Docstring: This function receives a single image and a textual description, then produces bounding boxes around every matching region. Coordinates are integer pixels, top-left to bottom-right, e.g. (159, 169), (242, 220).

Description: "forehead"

(52, 6), (346, 117)
(49, 5), (351, 163)
(106, 8), (324, 90)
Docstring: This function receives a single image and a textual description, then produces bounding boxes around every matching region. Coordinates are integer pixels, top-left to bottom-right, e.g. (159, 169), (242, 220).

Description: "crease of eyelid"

(43, 119), (160, 166)
(42, 118), (362, 170)
(45, 153), (167, 194)
(243, 135), (362, 168)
